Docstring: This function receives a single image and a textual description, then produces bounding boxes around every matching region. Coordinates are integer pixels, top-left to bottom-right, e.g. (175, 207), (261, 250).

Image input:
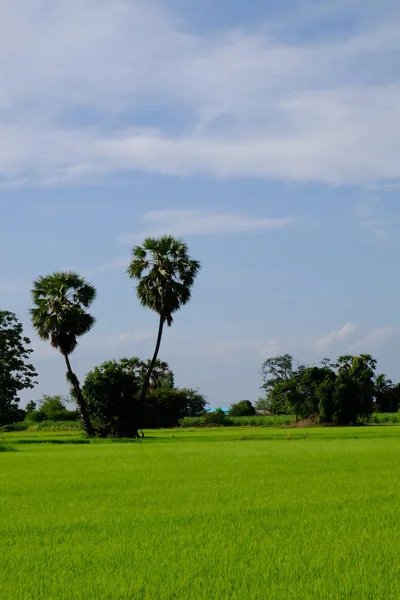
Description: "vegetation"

(0, 311), (37, 426)
(82, 357), (207, 436)
(127, 235), (201, 430)
(228, 399), (256, 416)
(30, 272), (97, 436)
(25, 395), (78, 422)
(1, 427), (400, 599)
(260, 353), (395, 425)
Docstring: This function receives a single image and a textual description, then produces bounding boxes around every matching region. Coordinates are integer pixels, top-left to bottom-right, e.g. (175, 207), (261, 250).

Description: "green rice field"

(1, 426), (400, 599)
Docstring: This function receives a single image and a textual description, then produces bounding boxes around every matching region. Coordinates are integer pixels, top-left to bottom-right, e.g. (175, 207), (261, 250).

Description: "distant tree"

(30, 272), (96, 436)
(228, 400), (256, 417)
(0, 311), (37, 425)
(204, 408), (230, 426)
(83, 359), (140, 437)
(83, 357), (203, 435)
(260, 354), (295, 391)
(329, 354), (376, 424)
(374, 374), (397, 412)
(25, 401), (37, 414)
(255, 397), (270, 412)
(38, 395), (78, 421)
(127, 236), (201, 417)
(144, 388), (207, 428)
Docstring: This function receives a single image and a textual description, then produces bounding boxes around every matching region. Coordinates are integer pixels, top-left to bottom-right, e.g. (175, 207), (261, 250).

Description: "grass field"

(1, 427), (400, 599)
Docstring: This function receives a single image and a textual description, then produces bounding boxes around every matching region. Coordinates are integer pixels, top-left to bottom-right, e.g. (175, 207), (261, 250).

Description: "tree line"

(1, 233), (399, 433)
(256, 353), (400, 424)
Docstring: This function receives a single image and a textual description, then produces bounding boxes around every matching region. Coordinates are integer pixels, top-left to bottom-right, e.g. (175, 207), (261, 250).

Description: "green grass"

(1, 427), (400, 599)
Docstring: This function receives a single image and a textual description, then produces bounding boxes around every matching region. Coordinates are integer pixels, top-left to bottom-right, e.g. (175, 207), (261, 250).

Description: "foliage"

(0, 310), (38, 426)
(228, 400), (256, 416)
(328, 354), (376, 425)
(127, 235), (201, 404)
(143, 388), (207, 428)
(27, 395), (79, 422)
(374, 374), (400, 412)
(82, 357), (196, 436)
(30, 271), (97, 436)
(83, 359), (140, 437)
(203, 408), (231, 426)
(261, 353), (378, 425)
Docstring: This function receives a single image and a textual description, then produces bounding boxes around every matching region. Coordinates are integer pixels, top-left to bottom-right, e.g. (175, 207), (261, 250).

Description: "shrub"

(203, 409), (232, 426)
(228, 400), (256, 417)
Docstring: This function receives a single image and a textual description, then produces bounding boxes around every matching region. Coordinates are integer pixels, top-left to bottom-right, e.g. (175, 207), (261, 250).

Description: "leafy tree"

(83, 357), (203, 435)
(228, 400), (256, 417)
(0, 311), (37, 425)
(127, 235), (201, 410)
(182, 388), (208, 416)
(30, 272), (96, 436)
(144, 388), (207, 428)
(83, 359), (140, 437)
(260, 354), (295, 391)
(204, 408), (230, 426)
(374, 374), (398, 412)
(25, 400), (37, 414)
(36, 395), (78, 421)
(255, 397), (270, 412)
(328, 354), (376, 425)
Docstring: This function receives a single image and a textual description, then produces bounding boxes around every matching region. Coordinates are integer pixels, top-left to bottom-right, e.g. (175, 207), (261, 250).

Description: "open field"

(1, 427), (400, 599)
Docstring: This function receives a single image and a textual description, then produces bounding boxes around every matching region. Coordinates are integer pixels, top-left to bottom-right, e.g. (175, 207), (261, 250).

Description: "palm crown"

(127, 235), (201, 326)
(30, 271), (96, 355)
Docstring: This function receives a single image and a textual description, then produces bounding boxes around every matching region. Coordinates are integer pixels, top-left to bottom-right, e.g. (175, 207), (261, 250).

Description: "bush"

(228, 400), (256, 417)
(203, 409), (232, 426)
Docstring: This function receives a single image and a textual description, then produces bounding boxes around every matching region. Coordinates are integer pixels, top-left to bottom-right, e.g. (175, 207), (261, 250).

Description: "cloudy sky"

(2, 0), (400, 407)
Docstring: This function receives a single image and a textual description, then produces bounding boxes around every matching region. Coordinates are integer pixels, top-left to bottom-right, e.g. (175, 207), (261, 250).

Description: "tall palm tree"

(127, 235), (200, 406)
(30, 272), (96, 436)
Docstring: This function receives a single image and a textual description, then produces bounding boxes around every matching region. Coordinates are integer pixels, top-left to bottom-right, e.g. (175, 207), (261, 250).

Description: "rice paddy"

(1, 426), (400, 599)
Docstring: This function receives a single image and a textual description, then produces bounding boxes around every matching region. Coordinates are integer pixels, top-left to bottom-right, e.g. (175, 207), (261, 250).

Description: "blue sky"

(1, 0), (400, 407)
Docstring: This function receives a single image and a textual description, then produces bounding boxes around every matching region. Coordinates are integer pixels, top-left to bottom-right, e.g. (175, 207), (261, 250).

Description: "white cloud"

(118, 209), (293, 244)
(111, 331), (152, 344)
(0, 1), (399, 186)
(316, 322), (357, 351)
(351, 327), (393, 351)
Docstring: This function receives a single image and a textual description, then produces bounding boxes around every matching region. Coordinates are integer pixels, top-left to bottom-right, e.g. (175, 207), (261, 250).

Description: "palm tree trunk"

(139, 315), (165, 405)
(63, 353), (94, 437)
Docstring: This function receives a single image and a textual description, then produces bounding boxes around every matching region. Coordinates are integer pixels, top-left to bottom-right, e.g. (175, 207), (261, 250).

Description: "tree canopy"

(0, 311), (37, 425)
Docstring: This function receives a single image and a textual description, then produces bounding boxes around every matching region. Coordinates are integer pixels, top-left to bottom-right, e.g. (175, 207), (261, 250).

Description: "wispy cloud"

(351, 327), (393, 351)
(316, 322), (357, 351)
(0, 1), (399, 186)
(118, 209), (293, 244)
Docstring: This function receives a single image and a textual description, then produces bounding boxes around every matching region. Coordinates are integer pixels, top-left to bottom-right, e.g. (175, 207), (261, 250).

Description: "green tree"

(25, 400), (37, 414)
(328, 354), (376, 425)
(260, 354), (295, 392)
(36, 395), (78, 421)
(127, 236), (200, 409)
(83, 359), (140, 437)
(82, 357), (199, 435)
(228, 400), (256, 417)
(30, 272), (96, 436)
(144, 388), (207, 428)
(374, 374), (396, 412)
(0, 311), (37, 425)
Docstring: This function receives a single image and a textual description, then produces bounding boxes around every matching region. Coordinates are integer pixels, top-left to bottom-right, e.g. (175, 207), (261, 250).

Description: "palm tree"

(374, 373), (394, 411)
(30, 272), (96, 436)
(127, 235), (200, 406)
